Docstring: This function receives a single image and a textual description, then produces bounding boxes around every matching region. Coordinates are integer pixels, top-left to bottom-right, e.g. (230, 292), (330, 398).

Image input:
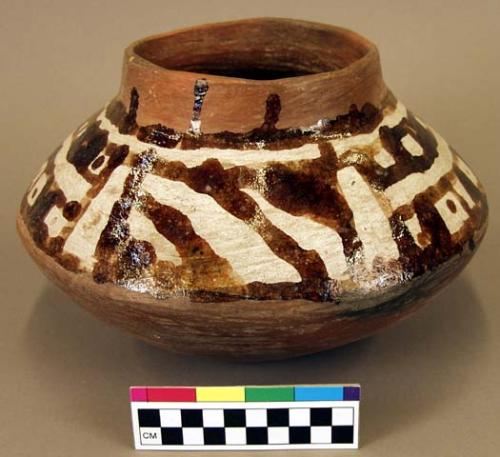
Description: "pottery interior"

(17, 18), (488, 360)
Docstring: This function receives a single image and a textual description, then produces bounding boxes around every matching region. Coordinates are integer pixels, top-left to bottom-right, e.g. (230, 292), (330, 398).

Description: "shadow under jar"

(17, 18), (488, 360)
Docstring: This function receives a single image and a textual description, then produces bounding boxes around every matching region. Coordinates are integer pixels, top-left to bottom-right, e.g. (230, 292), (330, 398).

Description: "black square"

(204, 427), (226, 445)
(181, 409), (203, 427)
(289, 426), (311, 444)
(246, 427), (268, 445)
(161, 427), (183, 445)
(332, 425), (354, 443)
(311, 408), (332, 426)
(138, 409), (160, 427)
(224, 409), (246, 427)
(267, 408), (289, 427)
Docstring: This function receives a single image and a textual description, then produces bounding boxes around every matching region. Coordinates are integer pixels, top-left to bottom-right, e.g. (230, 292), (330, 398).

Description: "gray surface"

(1, 1), (499, 455)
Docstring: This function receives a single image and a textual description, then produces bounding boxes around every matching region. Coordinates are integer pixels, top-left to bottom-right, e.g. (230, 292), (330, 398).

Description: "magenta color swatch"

(130, 387), (148, 402)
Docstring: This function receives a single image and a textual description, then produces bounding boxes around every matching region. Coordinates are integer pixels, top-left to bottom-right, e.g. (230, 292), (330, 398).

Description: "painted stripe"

(97, 110), (321, 168)
(337, 166), (399, 267)
(148, 387), (196, 402)
(295, 386), (344, 401)
(385, 127), (453, 209)
(142, 174), (301, 284)
(155, 144), (322, 169)
(128, 206), (181, 264)
(243, 188), (347, 279)
(453, 179), (475, 208)
(64, 165), (130, 269)
(98, 103), (405, 169)
(245, 387), (294, 402)
(196, 387), (245, 402)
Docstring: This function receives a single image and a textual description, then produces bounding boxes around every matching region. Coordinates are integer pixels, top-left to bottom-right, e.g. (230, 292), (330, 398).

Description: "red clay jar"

(18, 18), (488, 360)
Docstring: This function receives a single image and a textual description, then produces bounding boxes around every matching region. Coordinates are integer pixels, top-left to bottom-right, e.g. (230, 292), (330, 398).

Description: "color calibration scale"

(130, 385), (360, 450)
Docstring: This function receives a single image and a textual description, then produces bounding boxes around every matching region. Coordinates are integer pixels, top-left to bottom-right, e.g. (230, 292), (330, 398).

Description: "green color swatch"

(245, 387), (294, 402)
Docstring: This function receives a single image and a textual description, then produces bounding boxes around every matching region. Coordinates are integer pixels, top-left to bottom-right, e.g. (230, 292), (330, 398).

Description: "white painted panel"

(435, 192), (469, 234)
(337, 166), (399, 267)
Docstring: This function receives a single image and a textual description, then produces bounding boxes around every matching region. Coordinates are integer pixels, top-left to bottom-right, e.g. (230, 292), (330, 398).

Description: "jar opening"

(133, 18), (373, 81)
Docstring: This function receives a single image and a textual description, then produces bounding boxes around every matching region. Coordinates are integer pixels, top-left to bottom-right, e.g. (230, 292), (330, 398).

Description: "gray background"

(1, 1), (499, 455)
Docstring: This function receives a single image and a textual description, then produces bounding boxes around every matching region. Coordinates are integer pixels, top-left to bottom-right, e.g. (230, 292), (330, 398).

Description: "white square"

(374, 147), (396, 168)
(139, 427), (162, 445)
(225, 427), (247, 445)
(159, 409), (182, 427)
(332, 408), (354, 426)
(401, 134), (424, 156)
(289, 408), (310, 426)
(268, 427), (289, 444)
(202, 409), (224, 427)
(311, 426), (332, 444)
(182, 427), (204, 445)
(246, 409), (267, 427)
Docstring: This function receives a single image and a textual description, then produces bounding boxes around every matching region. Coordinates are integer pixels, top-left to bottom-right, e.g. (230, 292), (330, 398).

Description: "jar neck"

(118, 18), (388, 134)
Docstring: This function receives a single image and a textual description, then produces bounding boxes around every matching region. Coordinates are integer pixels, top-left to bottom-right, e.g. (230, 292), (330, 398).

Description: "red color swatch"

(147, 387), (196, 402)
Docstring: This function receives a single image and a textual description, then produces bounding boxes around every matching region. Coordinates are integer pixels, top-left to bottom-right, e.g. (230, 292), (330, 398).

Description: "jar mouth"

(132, 17), (375, 82)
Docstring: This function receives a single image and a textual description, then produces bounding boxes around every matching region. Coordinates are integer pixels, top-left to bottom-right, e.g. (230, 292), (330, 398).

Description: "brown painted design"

(62, 201), (81, 220)
(91, 155), (105, 170)
(20, 134), (131, 273)
(388, 163), (487, 281)
(93, 150), (156, 284)
(152, 158), (330, 279)
(19, 148), (80, 271)
(105, 88), (388, 153)
(137, 124), (181, 148)
(377, 112), (439, 188)
(139, 193), (241, 294)
(243, 141), (362, 261)
(446, 199), (457, 213)
(183, 99), (383, 151)
(120, 86), (139, 134)
(20, 85), (488, 305)
(66, 119), (109, 181)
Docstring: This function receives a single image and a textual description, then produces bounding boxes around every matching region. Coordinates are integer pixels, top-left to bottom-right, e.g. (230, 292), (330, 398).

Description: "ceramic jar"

(18, 18), (488, 360)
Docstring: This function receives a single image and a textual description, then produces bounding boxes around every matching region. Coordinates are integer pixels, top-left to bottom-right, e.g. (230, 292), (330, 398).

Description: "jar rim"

(130, 17), (376, 82)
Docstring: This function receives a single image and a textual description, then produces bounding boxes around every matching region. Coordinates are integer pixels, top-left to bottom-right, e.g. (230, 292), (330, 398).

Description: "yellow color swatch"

(196, 386), (245, 402)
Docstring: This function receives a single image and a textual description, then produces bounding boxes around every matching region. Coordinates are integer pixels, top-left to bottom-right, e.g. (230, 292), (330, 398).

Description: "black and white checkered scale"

(138, 406), (355, 446)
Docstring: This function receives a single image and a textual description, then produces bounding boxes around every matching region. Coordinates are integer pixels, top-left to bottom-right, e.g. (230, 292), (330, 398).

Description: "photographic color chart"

(130, 384), (360, 450)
